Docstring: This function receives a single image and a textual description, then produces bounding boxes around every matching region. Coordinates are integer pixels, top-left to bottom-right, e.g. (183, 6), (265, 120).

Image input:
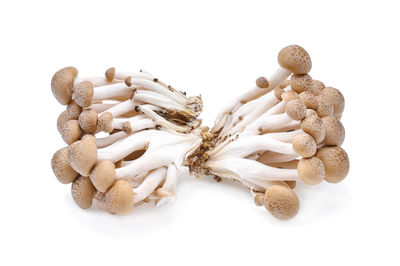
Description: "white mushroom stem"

(75, 76), (122, 87)
(212, 67), (291, 133)
(97, 130), (200, 163)
(95, 131), (127, 148)
(161, 163), (178, 194)
(132, 167), (167, 203)
(87, 103), (118, 113)
(115, 138), (200, 178)
(217, 92), (280, 139)
(206, 158), (300, 190)
(112, 116), (155, 132)
(133, 90), (195, 116)
(99, 99), (135, 116)
(128, 78), (188, 106)
(139, 105), (193, 133)
(211, 134), (296, 160)
(112, 71), (153, 81)
(92, 83), (137, 101)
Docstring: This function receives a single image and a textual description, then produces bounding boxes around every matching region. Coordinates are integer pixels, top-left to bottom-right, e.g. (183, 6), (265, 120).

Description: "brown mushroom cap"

(57, 110), (70, 133)
(300, 114), (326, 144)
(254, 193), (265, 207)
(316, 95), (334, 117)
(256, 77), (269, 88)
(105, 67), (116, 82)
(97, 112), (113, 133)
(90, 160), (116, 193)
(290, 74), (312, 93)
(106, 180), (134, 215)
(278, 45), (312, 74)
(66, 101), (82, 120)
(81, 134), (96, 142)
(61, 120), (81, 145)
(278, 80), (291, 89)
(292, 132), (317, 158)
(306, 108), (318, 117)
(299, 91), (317, 110)
(72, 81), (94, 108)
(297, 157), (325, 185)
(321, 116), (345, 146)
(78, 109), (98, 133)
(321, 87), (345, 117)
(316, 146), (349, 183)
(274, 88), (284, 101)
(51, 67), (78, 105)
(51, 147), (78, 184)
(310, 80), (325, 96)
(281, 90), (299, 102)
(263, 185), (299, 220)
(68, 138), (98, 176)
(71, 176), (96, 209)
(285, 99), (307, 121)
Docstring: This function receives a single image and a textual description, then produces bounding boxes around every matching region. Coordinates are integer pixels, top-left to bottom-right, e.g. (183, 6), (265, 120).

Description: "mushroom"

(105, 179), (134, 214)
(321, 116), (345, 146)
(263, 184), (300, 220)
(51, 147), (78, 184)
(71, 176), (96, 209)
(316, 146), (349, 183)
(51, 67), (78, 105)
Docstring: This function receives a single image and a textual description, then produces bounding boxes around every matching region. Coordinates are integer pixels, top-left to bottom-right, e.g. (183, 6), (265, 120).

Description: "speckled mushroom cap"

(72, 81), (94, 108)
(290, 74), (312, 93)
(263, 185), (299, 220)
(97, 112), (113, 133)
(278, 80), (291, 89)
(78, 109), (98, 133)
(90, 160), (116, 193)
(300, 114), (326, 144)
(278, 45), (312, 74)
(297, 157), (325, 185)
(51, 147), (78, 184)
(285, 99), (306, 120)
(321, 87), (345, 118)
(105, 67), (116, 82)
(292, 132), (317, 158)
(256, 77), (269, 88)
(274, 88), (284, 101)
(51, 67), (78, 105)
(57, 110), (70, 133)
(316, 95), (334, 117)
(281, 90), (299, 102)
(310, 80), (325, 96)
(67, 101), (82, 120)
(71, 176), (96, 209)
(321, 116), (345, 146)
(316, 146), (349, 183)
(106, 180), (134, 215)
(60, 120), (81, 145)
(68, 138), (98, 176)
(299, 91), (317, 110)
(254, 193), (265, 207)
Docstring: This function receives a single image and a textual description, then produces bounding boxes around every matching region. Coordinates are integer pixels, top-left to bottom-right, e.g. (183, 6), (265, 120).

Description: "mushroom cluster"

(50, 44), (349, 220)
(197, 45), (349, 220)
(51, 67), (204, 214)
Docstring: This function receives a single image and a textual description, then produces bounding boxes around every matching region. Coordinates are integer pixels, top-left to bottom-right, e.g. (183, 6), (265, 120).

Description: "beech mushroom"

(50, 45), (349, 220)
(316, 146), (349, 183)
(71, 176), (96, 209)
(263, 184), (300, 220)
(105, 179), (134, 214)
(51, 147), (78, 184)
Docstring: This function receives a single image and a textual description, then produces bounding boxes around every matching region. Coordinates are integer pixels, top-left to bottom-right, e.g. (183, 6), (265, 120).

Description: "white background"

(1, 0), (399, 265)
